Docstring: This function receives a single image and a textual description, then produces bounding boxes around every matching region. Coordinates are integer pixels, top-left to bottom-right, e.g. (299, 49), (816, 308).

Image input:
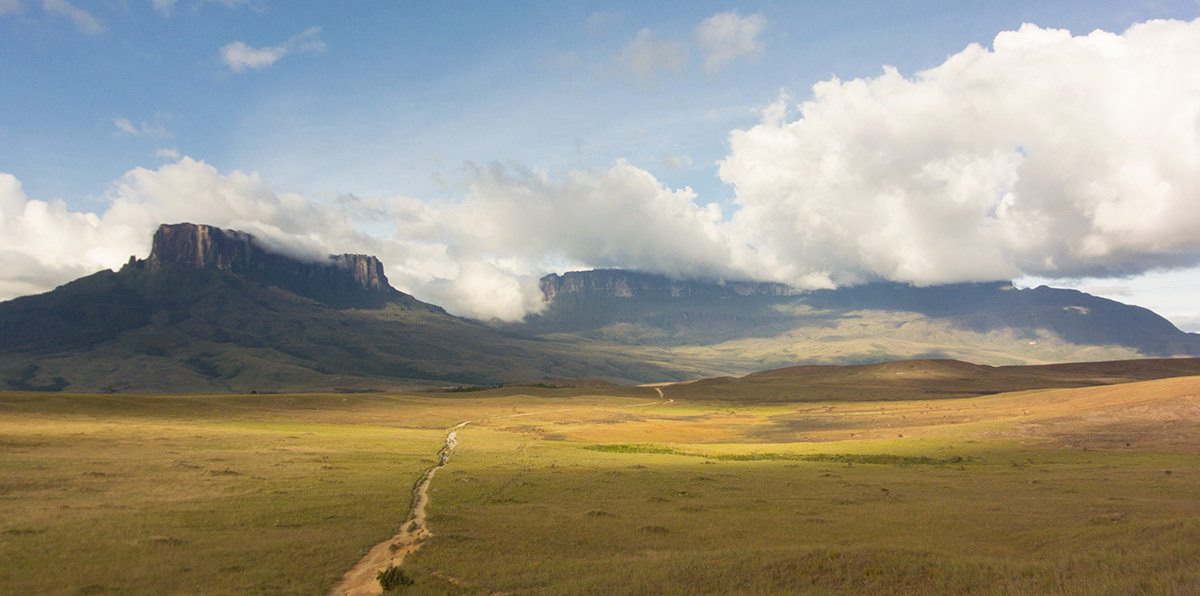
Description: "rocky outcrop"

(539, 269), (797, 304)
(126, 223), (398, 307)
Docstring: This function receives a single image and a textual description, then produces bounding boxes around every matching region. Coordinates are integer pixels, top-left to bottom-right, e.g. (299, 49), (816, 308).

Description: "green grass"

(0, 393), (447, 594)
(3, 383), (1200, 594)
(407, 435), (1200, 594)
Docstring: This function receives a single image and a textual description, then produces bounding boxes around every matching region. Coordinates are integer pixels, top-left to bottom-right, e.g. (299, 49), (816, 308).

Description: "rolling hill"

(660, 357), (1200, 402)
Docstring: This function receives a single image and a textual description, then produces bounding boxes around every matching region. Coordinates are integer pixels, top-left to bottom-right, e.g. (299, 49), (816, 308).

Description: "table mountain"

(507, 269), (1200, 370)
(0, 224), (673, 392)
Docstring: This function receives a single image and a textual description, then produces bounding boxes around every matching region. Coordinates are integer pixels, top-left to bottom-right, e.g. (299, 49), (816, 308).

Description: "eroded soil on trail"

(328, 423), (464, 596)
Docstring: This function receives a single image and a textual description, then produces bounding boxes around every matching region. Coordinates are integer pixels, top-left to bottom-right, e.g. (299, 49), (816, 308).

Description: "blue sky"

(3, 1), (1200, 326)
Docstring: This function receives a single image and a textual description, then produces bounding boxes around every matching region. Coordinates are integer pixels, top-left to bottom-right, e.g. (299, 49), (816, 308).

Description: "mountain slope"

(0, 224), (676, 392)
(509, 270), (1200, 370)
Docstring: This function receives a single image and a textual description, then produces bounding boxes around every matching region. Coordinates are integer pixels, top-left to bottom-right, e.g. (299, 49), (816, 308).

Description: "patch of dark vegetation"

(582, 444), (973, 465)
(5, 364), (69, 391)
(583, 444), (676, 454)
(443, 385), (500, 393)
(183, 354), (222, 379)
(142, 536), (183, 546)
(1089, 512), (1125, 524)
(586, 510), (619, 518)
(639, 525), (671, 535)
(376, 565), (413, 591)
(3, 528), (44, 535)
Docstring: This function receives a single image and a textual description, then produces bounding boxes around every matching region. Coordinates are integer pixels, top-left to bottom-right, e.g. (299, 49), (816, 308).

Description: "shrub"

(377, 565), (413, 591)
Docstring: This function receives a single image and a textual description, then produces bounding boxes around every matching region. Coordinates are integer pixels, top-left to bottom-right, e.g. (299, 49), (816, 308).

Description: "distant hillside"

(665, 357), (1200, 402)
(0, 224), (678, 392)
(507, 269), (1200, 370)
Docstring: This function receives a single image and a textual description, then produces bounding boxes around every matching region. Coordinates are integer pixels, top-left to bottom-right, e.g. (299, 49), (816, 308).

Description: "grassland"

(3, 366), (1200, 594)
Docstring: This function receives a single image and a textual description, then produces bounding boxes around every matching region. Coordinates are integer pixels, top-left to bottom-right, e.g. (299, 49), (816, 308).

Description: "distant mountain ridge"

(4, 223), (1200, 393)
(516, 269), (1200, 363)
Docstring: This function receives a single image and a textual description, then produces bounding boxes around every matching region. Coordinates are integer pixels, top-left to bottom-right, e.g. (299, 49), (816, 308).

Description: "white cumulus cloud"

(0, 157), (742, 321)
(4, 19), (1200, 323)
(720, 19), (1200, 288)
(113, 115), (172, 138)
(0, 173), (133, 298)
(695, 10), (767, 74)
(220, 41), (286, 72)
(220, 26), (325, 73)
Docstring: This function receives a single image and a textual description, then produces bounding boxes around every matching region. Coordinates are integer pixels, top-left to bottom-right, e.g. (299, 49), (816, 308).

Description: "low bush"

(376, 565), (413, 591)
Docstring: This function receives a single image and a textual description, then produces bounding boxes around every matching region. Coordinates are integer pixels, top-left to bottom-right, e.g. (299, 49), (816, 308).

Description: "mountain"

(0, 224), (676, 393)
(132, 222), (401, 309)
(540, 269), (798, 302)
(507, 269), (1200, 372)
(5, 225), (1199, 393)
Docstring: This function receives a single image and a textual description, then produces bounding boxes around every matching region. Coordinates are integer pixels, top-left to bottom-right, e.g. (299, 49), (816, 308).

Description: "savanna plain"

(3, 364), (1200, 595)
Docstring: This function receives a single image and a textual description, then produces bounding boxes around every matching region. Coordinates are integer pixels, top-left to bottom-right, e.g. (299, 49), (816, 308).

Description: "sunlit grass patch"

(583, 442), (975, 465)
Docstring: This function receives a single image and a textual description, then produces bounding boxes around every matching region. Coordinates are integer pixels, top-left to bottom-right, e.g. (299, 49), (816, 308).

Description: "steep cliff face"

(540, 269), (797, 303)
(145, 223), (259, 272)
(127, 222), (405, 308)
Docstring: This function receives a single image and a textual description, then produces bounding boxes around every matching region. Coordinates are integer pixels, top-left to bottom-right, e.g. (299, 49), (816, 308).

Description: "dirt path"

(329, 393), (671, 594)
(328, 421), (468, 596)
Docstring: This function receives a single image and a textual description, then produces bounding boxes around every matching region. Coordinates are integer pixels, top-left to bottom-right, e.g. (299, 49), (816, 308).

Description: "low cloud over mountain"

(2, 19), (1198, 321)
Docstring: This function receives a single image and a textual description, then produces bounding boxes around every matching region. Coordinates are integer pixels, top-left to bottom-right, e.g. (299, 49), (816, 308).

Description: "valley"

(3, 360), (1199, 594)
(10, 7), (1200, 596)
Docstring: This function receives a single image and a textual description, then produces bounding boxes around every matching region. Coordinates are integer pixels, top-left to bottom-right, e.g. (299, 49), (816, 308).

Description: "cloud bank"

(3, 19), (1199, 321)
(721, 19), (1200, 288)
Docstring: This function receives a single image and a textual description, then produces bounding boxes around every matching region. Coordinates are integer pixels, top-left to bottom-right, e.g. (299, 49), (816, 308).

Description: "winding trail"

(328, 392), (671, 595)
(328, 421), (468, 596)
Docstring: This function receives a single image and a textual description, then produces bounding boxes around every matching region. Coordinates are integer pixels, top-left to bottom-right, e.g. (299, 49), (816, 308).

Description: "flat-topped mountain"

(0, 224), (674, 392)
(509, 269), (1200, 368)
(128, 222), (406, 309)
(540, 269), (797, 302)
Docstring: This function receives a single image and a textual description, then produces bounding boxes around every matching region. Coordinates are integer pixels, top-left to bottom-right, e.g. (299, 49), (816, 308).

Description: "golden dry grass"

(2, 367), (1199, 594)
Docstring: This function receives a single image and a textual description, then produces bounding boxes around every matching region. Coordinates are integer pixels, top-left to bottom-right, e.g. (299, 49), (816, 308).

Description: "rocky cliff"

(540, 269), (797, 303)
(126, 222), (398, 308)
